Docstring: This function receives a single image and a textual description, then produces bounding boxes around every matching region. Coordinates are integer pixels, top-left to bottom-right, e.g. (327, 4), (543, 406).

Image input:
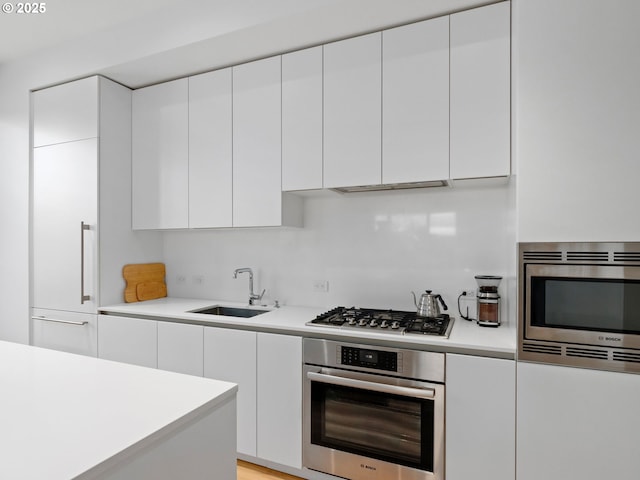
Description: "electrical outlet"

(192, 275), (204, 285)
(462, 289), (475, 298)
(176, 275), (186, 284)
(313, 280), (329, 293)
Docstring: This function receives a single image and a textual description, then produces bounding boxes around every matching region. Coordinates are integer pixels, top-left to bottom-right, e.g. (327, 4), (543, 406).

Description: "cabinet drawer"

(31, 308), (97, 357)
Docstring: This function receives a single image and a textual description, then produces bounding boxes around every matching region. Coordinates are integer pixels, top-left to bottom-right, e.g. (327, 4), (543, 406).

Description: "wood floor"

(237, 460), (303, 480)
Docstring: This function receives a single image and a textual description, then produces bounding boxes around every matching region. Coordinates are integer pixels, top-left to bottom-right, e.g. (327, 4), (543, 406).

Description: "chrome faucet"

(233, 268), (265, 305)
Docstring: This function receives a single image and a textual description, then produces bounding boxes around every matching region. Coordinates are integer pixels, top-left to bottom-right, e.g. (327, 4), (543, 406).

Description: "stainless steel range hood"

(330, 179), (449, 193)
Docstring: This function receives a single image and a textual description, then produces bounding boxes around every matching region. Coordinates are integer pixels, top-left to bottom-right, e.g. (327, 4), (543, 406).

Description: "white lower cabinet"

(446, 353), (515, 480)
(31, 308), (97, 357)
(256, 333), (302, 469)
(517, 362), (640, 480)
(97, 315), (157, 368)
(203, 326), (257, 457)
(157, 322), (204, 376)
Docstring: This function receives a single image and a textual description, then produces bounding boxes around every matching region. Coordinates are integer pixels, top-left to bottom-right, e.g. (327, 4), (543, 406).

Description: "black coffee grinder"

(475, 275), (502, 327)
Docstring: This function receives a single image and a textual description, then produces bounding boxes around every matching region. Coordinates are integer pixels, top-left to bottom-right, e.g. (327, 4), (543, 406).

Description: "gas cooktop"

(306, 307), (454, 338)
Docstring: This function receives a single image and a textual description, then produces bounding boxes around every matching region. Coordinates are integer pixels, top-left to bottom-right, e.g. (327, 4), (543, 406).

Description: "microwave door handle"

(307, 371), (435, 400)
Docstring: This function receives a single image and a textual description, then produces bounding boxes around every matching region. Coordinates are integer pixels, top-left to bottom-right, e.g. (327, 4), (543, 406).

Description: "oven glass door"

(310, 373), (434, 472)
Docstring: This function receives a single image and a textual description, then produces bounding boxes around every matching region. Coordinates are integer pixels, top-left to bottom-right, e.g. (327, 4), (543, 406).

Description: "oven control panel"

(340, 346), (401, 372)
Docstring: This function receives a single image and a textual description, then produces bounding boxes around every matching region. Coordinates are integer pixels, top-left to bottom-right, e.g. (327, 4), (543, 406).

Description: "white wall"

(164, 182), (517, 323)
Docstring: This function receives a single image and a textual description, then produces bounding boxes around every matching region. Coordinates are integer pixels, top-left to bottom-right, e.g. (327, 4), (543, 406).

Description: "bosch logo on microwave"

(599, 336), (622, 342)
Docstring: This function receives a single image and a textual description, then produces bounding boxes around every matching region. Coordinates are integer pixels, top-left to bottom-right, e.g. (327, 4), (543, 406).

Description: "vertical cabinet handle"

(80, 221), (91, 304)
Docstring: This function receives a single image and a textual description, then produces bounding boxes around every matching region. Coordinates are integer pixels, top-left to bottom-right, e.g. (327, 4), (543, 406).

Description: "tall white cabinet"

(516, 0), (640, 242)
(31, 76), (162, 356)
(517, 362), (640, 480)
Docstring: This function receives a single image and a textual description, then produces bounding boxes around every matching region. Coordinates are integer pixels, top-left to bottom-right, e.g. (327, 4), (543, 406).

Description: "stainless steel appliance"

(412, 290), (448, 318)
(303, 338), (445, 480)
(519, 242), (640, 373)
(475, 275), (502, 327)
(306, 307), (454, 337)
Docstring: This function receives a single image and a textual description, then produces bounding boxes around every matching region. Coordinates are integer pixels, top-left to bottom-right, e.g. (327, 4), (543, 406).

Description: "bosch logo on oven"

(361, 463), (377, 472)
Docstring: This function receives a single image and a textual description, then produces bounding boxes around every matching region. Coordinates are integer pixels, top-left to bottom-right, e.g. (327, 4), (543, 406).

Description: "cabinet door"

(157, 322), (204, 376)
(97, 315), (157, 368)
(282, 46), (323, 191)
(324, 33), (382, 189)
(204, 327), (257, 457)
(32, 76), (98, 147)
(256, 333), (302, 468)
(232, 57), (282, 227)
(446, 354), (515, 480)
(382, 17), (449, 184)
(188, 69), (233, 228)
(517, 362), (640, 480)
(33, 139), (98, 313)
(32, 308), (97, 357)
(450, 2), (510, 180)
(132, 78), (189, 229)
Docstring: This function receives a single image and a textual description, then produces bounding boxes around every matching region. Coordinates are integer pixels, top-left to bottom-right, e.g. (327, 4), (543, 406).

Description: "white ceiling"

(0, 0), (498, 88)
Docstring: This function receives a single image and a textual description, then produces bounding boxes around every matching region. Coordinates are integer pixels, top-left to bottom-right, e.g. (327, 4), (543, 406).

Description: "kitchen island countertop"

(100, 297), (517, 359)
(0, 339), (237, 479)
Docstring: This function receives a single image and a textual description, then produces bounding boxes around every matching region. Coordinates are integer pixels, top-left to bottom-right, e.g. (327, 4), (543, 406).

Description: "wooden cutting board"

(122, 263), (167, 303)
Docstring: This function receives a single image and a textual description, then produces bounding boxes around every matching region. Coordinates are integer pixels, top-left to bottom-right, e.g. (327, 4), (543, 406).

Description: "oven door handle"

(307, 371), (436, 400)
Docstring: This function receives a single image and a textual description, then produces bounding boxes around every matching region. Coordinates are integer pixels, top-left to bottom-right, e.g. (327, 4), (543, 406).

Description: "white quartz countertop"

(100, 297), (517, 359)
(0, 340), (237, 480)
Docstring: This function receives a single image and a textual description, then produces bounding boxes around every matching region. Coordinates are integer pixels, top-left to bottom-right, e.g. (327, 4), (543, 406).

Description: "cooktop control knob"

(380, 320), (389, 328)
(391, 321), (400, 330)
(369, 319), (378, 327)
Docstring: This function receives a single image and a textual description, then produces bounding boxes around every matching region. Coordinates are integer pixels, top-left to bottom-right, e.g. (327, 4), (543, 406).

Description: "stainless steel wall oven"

(519, 242), (640, 373)
(303, 338), (445, 480)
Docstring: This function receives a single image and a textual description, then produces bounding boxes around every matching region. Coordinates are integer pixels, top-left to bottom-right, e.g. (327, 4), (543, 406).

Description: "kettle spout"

(411, 291), (418, 308)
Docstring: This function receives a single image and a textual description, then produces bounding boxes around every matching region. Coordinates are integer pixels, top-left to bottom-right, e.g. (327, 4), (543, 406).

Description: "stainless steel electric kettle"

(412, 290), (448, 318)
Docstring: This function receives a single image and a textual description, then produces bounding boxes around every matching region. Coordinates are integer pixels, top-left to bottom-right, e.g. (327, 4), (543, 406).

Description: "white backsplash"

(163, 180), (516, 323)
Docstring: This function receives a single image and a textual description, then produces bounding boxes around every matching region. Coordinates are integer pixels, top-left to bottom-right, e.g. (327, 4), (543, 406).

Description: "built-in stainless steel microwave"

(518, 242), (640, 373)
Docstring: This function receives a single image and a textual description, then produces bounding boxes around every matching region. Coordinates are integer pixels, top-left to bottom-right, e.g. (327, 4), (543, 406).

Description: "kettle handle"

(437, 294), (448, 311)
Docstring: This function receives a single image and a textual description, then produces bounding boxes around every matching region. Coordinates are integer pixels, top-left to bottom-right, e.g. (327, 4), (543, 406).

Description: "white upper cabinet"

(232, 57), (301, 227)
(132, 78), (189, 230)
(282, 46), (323, 191)
(232, 57), (284, 227)
(33, 76), (98, 147)
(188, 69), (233, 228)
(382, 17), (449, 185)
(450, 2), (510, 180)
(323, 33), (382, 189)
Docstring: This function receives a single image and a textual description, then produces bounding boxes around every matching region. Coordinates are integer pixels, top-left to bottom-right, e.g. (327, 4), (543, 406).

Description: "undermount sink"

(189, 305), (269, 318)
